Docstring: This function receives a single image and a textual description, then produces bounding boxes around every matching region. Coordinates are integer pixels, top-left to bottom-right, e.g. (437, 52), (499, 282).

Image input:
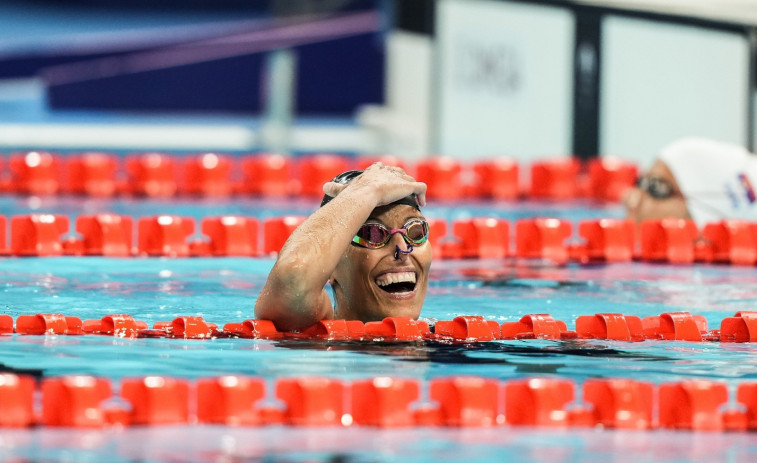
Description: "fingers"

(323, 161), (428, 207)
(413, 181), (427, 207)
(371, 163), (417, 184)
(322, 181), (347, 197)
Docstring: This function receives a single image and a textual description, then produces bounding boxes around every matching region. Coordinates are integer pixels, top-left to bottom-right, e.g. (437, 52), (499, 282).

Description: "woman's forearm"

(254, 163), (428, 329)
(254, 183), (378, 326)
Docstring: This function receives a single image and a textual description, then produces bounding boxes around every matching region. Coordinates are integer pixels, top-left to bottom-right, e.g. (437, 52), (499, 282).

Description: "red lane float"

(76, 214), (133, 256)
(15, 314), (82, 335)
(642, 312), (707, 342)
(197, 376), (266, 425)
(276, 377), (345, 426)
(701, 220), (757, 265)
(300, 319), (365, 341)
(0, 215), (6, 255)
(66, 152), (119, 197)
(429, 376), (502, 427)
(2, 212), (757, 265)
(298, 153), (350, 197)
(453, 218), (509, 259)
(473, 158), (519, 200)
(737, 383), (757, 430)
(435, 316), (500, 341)
(640, 218), (698, 263)
(262, 216), (306, 255)
(658, 381), (730, 431)
(0, 374), (35, 427)
(171, 316), (217, 339)
(530, 158), (581, 199)
(182, 153), (233, 196)
(583, 379), (653, 429)
(0, 152), (652, 200)
(501, 314), (569, 340)
(121, 376), (190, 425)
(137, 215), (194, 257)
(575, 313), (644, 342)
(223, 319), (281, 339)
(587, 156), (637, 201)
(82, 314), (147, 337)
(125, 152), (177, 197)
(2, 374), (757, 431)
(42, 376), (112, 427)
(352, 377), (419, 427)
(721, 311), (757, 343)
(577, 219), (635, 262)
(6, 312), (757, 344)
(0, 315), (13, 334)
(426, 218), (457, 258)
(416, 157), (463, 200)
(11, 214), (69, 256)
(240, 153), (293, 196)
(364, 317), (430, 340)
(9, 151), (61, 195)
(515, 218), (572, 264)
(505, 378), (576, 426)
(200, 216), (259, 257)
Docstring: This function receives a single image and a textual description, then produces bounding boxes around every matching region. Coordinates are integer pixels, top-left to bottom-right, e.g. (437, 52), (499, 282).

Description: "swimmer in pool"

(254, 163), (431, 331)
(623, 137), (757, 226)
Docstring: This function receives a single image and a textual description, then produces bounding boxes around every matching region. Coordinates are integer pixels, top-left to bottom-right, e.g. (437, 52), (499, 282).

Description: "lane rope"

(4, 312), (757, 343)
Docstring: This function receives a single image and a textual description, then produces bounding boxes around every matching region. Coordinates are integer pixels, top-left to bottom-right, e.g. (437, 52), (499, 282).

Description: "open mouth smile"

(375, 271), (417, 296)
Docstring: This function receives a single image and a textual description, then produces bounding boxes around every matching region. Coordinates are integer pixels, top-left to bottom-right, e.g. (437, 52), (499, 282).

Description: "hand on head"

(322, 162), (427, 208)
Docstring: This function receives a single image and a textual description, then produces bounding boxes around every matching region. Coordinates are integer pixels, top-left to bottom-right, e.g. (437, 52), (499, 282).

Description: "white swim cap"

(659, 137), (757, 226)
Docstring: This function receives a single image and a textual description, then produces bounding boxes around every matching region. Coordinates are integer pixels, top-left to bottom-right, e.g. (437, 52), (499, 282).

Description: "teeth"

(376, 272), (416, 287)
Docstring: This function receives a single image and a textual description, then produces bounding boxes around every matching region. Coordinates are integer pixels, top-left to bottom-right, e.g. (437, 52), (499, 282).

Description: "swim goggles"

(636, 176), (678, 200)
(352, 219), (429, 249)
(636, 176), (732, 219)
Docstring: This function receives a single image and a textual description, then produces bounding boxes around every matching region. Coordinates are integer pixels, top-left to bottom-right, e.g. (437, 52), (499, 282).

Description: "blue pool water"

(2, 196), (757, 462)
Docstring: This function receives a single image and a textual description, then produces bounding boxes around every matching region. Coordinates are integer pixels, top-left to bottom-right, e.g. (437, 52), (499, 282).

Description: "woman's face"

(331, 204), (432, 322)
(623, 160), (691, 223)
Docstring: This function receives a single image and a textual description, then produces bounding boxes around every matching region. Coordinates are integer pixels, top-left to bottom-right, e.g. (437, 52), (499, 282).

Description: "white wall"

(600, 16), (750, 168)
(435, 0), (575, 161)
(375, 0), (754, 164)
(356, 31), (434, 159)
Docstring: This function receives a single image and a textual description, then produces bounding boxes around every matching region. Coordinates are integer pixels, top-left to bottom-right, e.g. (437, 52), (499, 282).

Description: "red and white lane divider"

(3, 312), (757, 343)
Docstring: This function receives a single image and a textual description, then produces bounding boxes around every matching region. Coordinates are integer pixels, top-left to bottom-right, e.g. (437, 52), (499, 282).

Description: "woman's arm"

(254, 163), (426, 331)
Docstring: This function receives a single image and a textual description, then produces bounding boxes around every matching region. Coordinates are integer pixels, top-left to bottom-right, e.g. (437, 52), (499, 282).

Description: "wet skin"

(623, 160), (691, 224)
(331, 203), (432, 322)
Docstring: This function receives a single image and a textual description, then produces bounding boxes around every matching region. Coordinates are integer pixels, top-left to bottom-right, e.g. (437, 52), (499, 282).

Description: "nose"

(390, 232), (412, 259)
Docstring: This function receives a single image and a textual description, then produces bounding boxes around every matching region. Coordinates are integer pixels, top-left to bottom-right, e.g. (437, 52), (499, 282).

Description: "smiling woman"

(254, 163), (430, 331)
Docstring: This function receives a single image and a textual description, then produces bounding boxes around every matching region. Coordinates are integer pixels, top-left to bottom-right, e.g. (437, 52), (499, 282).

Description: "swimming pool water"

(2, 196), (757, 462)
(2, 255), (757, 383)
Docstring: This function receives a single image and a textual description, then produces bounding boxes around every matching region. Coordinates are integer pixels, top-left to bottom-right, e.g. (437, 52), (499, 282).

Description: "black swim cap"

(320, 169), (421, 210)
